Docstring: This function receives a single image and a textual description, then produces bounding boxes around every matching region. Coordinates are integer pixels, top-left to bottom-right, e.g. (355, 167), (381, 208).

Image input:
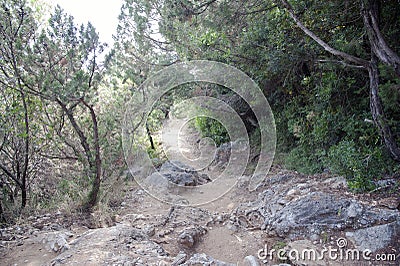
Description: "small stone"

(277, 199), (288, 205)
(243, 255), (260, 266)
(144, 226), (155, 237)
(310, 234), (319, 241)
(178, 226), (207, 248)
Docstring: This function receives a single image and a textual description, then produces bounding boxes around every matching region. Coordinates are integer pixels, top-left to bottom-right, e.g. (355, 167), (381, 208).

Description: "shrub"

(194, 116), (230, 146)
(325, 140), (397, 192)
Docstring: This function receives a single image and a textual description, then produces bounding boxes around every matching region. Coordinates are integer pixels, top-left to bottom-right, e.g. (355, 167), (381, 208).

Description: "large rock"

(145, 160), (211, 189)
(345, 220), (400, 253)
(40, 231), (72, 252)
(178, 226), (207, 248)
(160, 161), (210, 186)
(213, 140), (249, 168)
(232, 172), (400, 257)
(263, 192), (399, 237)
(50, 224), (169, 265)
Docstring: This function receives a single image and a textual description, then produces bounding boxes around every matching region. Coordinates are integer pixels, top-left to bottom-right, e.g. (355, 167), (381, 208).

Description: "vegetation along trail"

(0, 0), (399, 265)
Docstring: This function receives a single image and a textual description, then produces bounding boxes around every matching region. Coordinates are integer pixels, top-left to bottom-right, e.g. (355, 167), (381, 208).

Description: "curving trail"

(1, 118), (399, 265)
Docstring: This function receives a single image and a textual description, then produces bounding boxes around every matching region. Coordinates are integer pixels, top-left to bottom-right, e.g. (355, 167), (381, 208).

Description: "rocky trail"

(1, 121), (399, 265)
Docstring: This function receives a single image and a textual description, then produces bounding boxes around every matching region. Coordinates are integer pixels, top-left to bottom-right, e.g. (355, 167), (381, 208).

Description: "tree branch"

(193, 0), (218, 15)
(0, 163), (22, 188)
(56, 98), (94, 169)
(39, 153), (78, 160)
(316, 59), (366, 69)
(280, 0), (369, 68)
(361, 0), (400, 76)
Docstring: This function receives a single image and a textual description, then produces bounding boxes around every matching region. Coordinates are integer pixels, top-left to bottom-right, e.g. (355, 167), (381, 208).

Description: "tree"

(124, 0), (399, 185)
(26, 6), (105, 209)
(0, 0), (38, 210)
(0, 0), (105, 211)
(279, 0), (400, 162)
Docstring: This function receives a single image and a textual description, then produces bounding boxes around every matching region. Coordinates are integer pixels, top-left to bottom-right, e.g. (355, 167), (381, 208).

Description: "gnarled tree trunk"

(81, 99), (102, 210)
(368, 57), (400, 161)
(57, 98), (102, 210)
(362, 0), (400, 77)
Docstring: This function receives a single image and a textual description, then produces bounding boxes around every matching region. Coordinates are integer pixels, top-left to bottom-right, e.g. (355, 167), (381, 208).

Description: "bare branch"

(361, 1), (400, 75)
(280, 0), (369, 68)
(193, 0), (218, 15)
(39, 153), (78, 160)
(316, 59), (366, 69)
(0, 163), (22, 188)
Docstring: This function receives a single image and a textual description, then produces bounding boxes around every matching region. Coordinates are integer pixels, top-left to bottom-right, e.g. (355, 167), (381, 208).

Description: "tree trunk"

(0, 199), (4, 223)
(368, 57), (400, 161)
(363, 0), (400, 161)
(362, 0), (400, 77)
(20, 90), (29, 209)
(146, 124), (156, 150)
(57, 98), (102, 210)
(81, 99), (102, 210)
(21, 187), (27, 209)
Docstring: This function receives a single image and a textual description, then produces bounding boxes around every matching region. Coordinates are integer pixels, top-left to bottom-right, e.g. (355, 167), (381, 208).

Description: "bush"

(271, 64), (399, 192)
(194, 116), (230, 146)
(285, 146), (325, 174)
(326, 140), (397, 192)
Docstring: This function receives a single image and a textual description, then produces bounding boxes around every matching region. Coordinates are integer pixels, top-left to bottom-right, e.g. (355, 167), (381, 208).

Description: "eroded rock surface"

(145, 160), (211, 191)
(1, 169), (399, 266)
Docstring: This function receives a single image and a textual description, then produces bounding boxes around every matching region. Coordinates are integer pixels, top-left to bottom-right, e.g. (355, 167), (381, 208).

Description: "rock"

(322, 176), (348, 189)
(243, 255), (260, 266)
(260, 191), (399, 237)
(263, 192), (357, 236)
(214, 142), (231, 166)
(129, 228), (147, 241)
(145, 172), (170, 191)
(144, 225), (155, 237)
(213, 140), (249, 167)
(145, 161), (211, 189)
(172, 251), (187, 266)
(178, 226), (207, 248)
(345, 219), (400, 253)
(49, 224), (169, 265)
(181, 253), (235, 266)
(378, 197), (400, 210)
(373, 178), (397, 188)
(346, 202), (362, 218)
(233, 173), (400, 256)
(40, 231), (71, 252)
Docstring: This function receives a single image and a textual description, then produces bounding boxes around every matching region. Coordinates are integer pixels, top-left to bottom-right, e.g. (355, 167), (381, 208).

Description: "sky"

(46, 0), (124, 46)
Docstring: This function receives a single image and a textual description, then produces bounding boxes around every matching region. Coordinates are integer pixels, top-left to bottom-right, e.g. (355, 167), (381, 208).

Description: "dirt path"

(0, 118), (266, 265)
(1, 118), (399, 266)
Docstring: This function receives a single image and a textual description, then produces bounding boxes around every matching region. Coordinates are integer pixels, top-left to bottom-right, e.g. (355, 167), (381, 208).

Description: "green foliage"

(285, 146), (325, 174)
(194, 117), (229, 147)
(57, 179), (82, 201)
(327, 141), (372, 191)
(116, 0), (400, 191)
(278, 65), (398, 189)
(326, 140), (398, 192)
